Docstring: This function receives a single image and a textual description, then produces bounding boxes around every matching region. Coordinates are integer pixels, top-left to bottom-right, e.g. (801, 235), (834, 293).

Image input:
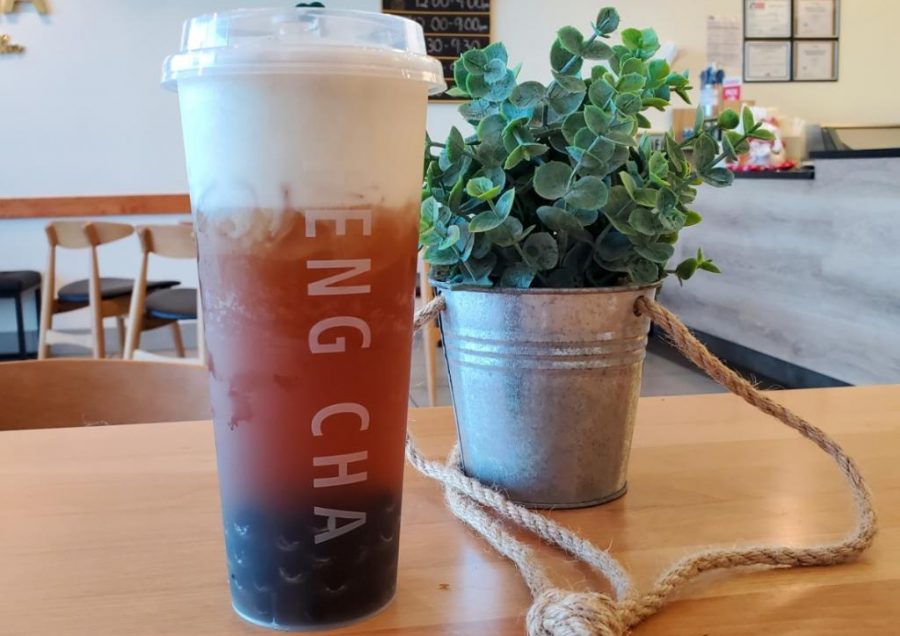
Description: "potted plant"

(420, 7), (770, 508)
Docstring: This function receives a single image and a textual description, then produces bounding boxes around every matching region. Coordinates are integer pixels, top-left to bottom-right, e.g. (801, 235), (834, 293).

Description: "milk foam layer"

(177, 72), (428, 220)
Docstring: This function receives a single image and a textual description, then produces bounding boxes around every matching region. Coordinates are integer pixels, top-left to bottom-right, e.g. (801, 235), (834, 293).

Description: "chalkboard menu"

(382, 0), (492, 100)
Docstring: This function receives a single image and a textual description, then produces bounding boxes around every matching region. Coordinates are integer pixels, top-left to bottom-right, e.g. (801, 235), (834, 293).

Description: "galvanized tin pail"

(438, 284), (658, 508)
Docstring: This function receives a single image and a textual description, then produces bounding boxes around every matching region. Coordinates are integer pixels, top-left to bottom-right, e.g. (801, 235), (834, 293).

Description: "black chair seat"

(58, 278), (178, 303)
(0, 270), (41, 295)
(145, 287), (197, 321)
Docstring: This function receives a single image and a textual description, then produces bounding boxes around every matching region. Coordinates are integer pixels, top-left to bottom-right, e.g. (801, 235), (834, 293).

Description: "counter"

(660, 155), (900, 386)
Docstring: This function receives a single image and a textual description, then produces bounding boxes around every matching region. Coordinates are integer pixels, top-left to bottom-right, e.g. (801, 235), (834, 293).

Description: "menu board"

(382, 0), (492, 100)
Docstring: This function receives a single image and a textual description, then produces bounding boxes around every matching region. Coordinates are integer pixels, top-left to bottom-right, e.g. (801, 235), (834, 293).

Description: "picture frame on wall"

(794, 0), (840, 38)
(744, 40), (792, 82)
(794, 39), (839, 81)
(744, 0), (792, 39)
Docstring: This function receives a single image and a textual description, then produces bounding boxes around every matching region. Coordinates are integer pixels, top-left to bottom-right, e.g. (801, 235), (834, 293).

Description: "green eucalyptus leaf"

(448, 177), (465, 211)
(621, 58), (644, 76)
(656, 187), (677, 213)
(595, 7), (620, 34)
(699, 259), (721, 273)
(509, 81), (545, 108)
(552, 71), (586, 93)
(582, 39), (613, 60)
(725, 131), (750, 154)
(640, 29), (660, 52)
(485, 216), (524, 247)
(557, 26), (584, 55)
(621, 28), (642, 50)
(562, 111), (587, 144)
(595, 229), (632, 263)
(565, 176), (609, 210)
(462, 48), (488, 74)
(439, 224), (461, 250)
(615, 93), (642, 115)
(701, 166), (734, 187)
(475, 141), (508, 168)
(684, 209), (702, 226)
(547, 89), (585, 118)
(473, 166), (506, 189)
(421, 196), (441, 224)
(500, 262), (535, 288)
(550, 38), (583, 75)
(617, 73), (646, 93)
(694, 106), (705, 134)
(604, 130), (638, 147)
(486, 70), (516, 101)
(692, 133), (718, 171)
(749, 127), (775, 141)
(658, 207), (686, 232)
(445, 86), (468, 98)
(601, 185), (637, 236)
(466, 176), (501, 201)
(466, 73), (490, 98)
(584, 105), (614, 134)
(647, 59), (670, 88)
(574, 127), (598, 150)
(537, 205), (592, 241)
(628, 257), (661, 283)
(494, 187), (515, 218)
(484, 58), (507, 83)
(642, 97), (669, 110)
(628, 206), (662, 236)
(534, 161), (574, 199)
(458, 99), (497, 121)
(634, 187), (658, 208)
(471, 232), (492, 258)
(634, 240), (673, 263)
(609, 145), (630, 171)
(649, 151), (669, 180)
(524, 232), (560, 270)
(588, 79), (615, 107)
(619, 170), (637, 198)
(503, 145), (528, 170)
(665, 133), (686, 166)
(424, 244), (459, 266)
(675, 257), (698, 281)
(742, 106), (755, 133)
(482, 41), (509, 64)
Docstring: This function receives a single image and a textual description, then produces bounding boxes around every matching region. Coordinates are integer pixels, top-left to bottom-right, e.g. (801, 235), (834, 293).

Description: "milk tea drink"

(163, 9), (444, 630)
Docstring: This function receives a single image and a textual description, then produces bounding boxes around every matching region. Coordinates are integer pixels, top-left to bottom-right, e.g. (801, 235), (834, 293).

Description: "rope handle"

(408, 294), (877, 636)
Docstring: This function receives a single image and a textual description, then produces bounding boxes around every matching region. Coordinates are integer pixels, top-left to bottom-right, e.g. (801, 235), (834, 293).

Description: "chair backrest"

(0, 359), (210, 430)
(137, 224), (197, 260)
(46, 221), (134, 249)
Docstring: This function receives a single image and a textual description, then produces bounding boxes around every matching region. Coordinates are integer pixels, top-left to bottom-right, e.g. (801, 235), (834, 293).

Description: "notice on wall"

(794, 40), (837, 80)
(383, 0), (492, 101)
(795, 0), (838, 38)
(744, 0), (792, 38)
(706, 15), (742, 77)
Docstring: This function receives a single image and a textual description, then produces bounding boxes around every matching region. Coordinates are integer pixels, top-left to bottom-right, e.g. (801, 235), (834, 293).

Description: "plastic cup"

(162, 8), (443, 630)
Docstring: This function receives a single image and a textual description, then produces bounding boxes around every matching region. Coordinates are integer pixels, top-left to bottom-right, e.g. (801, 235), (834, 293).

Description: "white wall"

(2, 0), (899, 334)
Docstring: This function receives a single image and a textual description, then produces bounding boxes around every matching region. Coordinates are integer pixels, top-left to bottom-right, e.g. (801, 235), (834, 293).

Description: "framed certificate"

(744, 0), (792, 39)
(794, 0), (839, 38)
(744, 40), (792, 82)
(794, 40), (838, 81)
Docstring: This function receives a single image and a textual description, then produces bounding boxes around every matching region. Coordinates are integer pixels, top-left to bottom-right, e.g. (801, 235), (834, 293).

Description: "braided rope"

(407, 294), (877, 635)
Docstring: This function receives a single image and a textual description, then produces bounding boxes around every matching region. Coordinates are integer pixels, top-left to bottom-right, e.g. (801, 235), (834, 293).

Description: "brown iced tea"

(197, 204), (418, 628)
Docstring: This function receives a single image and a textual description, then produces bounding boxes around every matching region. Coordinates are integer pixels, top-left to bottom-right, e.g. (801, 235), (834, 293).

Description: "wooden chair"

(0, 270), (41, 359)
(0, 359), (210, 430)
(417, 254), (440, 407)
(37, 221), (177, 359)
(123, 224), (204, 362)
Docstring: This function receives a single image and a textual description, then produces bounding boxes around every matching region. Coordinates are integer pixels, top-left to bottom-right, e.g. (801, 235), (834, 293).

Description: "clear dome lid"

(162, 7), (446, 93)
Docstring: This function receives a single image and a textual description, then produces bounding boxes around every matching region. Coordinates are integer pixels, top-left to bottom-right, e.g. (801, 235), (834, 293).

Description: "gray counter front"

(659, 156), (900, 386)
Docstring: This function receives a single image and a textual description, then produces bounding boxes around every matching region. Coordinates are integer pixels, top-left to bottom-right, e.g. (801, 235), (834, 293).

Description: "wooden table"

(1, 386), (898, 635)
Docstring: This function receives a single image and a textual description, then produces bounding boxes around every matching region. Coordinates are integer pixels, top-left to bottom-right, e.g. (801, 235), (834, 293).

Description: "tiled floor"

(407, 333), (724, 408)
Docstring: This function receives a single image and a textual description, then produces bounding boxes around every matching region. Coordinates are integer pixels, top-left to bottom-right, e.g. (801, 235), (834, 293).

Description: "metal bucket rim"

(430, 280), (662, 296)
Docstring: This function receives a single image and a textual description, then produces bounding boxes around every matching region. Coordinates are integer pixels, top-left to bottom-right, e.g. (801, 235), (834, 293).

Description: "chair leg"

(37, 288), (53, 360)
(115, 316), (126, 357)
(91, 309), (105, 359)
(170, 322), (186, 358)
(14, 293), (27, 359)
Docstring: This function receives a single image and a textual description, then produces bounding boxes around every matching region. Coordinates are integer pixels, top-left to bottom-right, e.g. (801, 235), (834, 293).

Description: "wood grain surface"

(0, 194), (190, 219)
(0, 386), (898, 635)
